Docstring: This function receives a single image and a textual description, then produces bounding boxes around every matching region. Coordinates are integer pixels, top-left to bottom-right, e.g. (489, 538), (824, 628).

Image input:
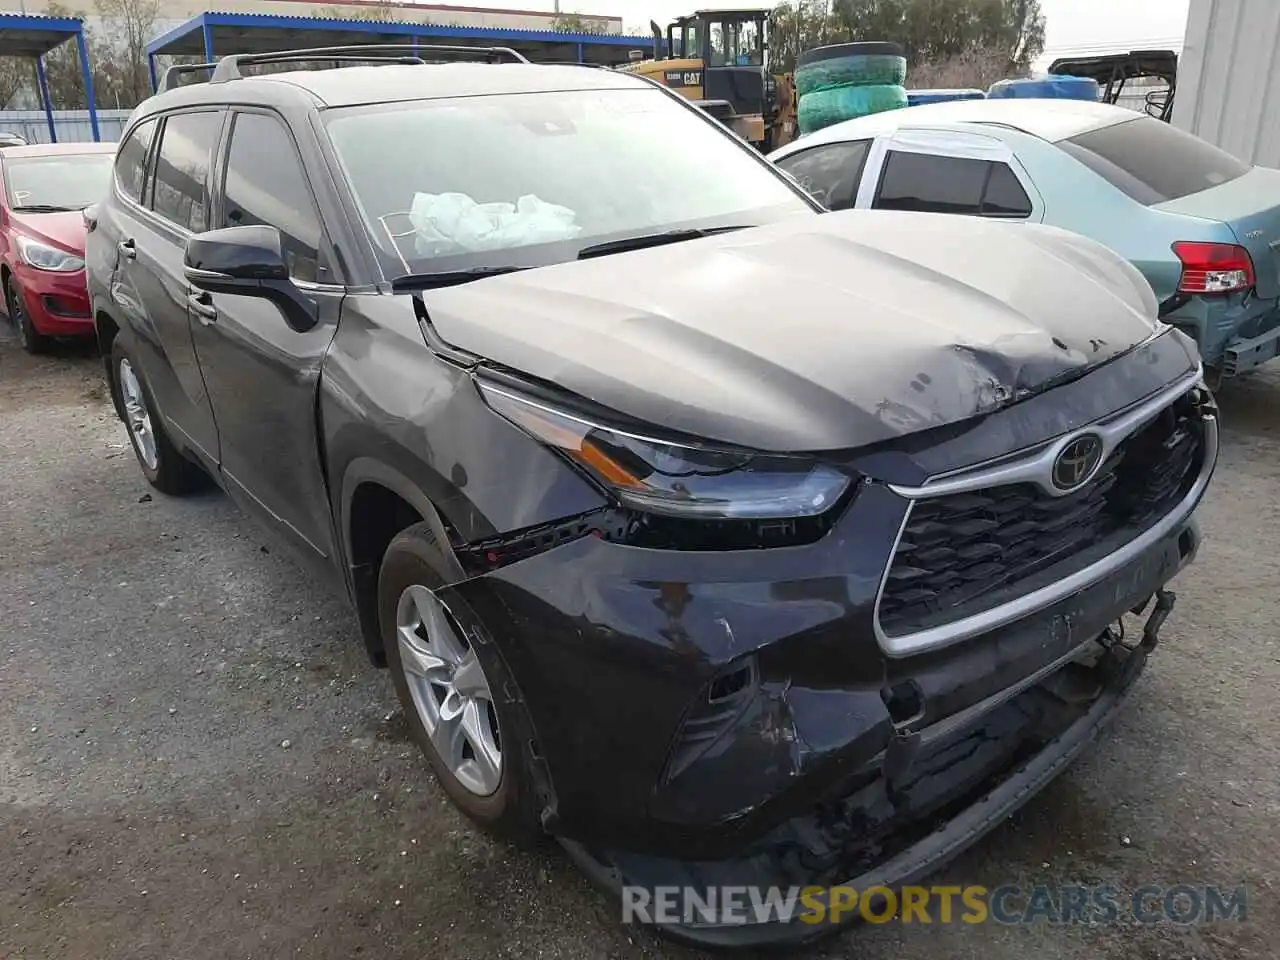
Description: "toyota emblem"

(1051, 434), (1104, 491)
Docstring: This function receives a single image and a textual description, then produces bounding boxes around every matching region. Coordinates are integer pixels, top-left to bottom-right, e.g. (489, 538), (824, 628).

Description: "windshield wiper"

(391, 266), (530, 293)
(11, 204), (76, 213)
(576, 225), (750, 261)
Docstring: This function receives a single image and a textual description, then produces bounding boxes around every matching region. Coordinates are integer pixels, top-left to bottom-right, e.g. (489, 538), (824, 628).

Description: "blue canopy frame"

(0, 12), (100, 142)
(145, 11), (664, 89)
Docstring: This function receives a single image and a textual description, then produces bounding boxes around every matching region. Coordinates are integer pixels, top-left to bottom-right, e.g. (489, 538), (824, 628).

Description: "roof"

(0, 142), (116, 157)
(770, 98), (1140, 159)
(151, 61), (646, 110)
(0, 11), (88, 58)
(147, 12), (659, 62)
(266, 61), (643, 106)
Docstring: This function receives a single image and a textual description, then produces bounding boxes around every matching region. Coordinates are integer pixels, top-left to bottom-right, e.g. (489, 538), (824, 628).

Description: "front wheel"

(7, 276), (49, 354)
(378, 522), (541, 842)
(110, 339), (204, 495)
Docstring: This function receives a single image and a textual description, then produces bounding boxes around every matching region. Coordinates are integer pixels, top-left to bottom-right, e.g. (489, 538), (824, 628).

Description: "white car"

(767, 98), (1280, 383)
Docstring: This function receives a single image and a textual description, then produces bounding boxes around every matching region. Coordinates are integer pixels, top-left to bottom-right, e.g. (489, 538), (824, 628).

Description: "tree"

(552, 13), (607, 34)
(341, 1), (401, 23)
(0, 61), (26, 109)
(33, 0), (159, 110)
(908, 44), (1013, 89)
(95, 0), (160, 107)
(770, 1), (852, 73)
(36, 3), (102, 109)
(770, 0), (1044, 76)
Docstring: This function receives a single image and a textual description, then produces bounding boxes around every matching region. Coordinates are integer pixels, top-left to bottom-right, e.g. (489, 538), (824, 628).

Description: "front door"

(188, 107), (344, 565)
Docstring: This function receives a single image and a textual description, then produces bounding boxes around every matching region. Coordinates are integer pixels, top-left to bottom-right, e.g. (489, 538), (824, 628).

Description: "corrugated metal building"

(1174, 0), (1280, 167)
(0, 109), (130, 143)
(15, 0), (624, 33)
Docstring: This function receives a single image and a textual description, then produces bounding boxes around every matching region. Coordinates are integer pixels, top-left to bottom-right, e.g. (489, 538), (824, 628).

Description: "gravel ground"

(1, 320), (1277, 960)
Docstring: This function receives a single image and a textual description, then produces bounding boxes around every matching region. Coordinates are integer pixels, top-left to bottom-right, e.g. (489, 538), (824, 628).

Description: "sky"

(506, 0), (1193, 71)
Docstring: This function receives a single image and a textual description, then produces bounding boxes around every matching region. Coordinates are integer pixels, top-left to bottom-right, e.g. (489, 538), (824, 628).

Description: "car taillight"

(1172, 241), (1255, 295)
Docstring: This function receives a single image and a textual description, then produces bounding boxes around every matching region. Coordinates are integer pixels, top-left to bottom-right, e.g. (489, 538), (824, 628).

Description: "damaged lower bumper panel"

(1223, 322), (1280, 376)
(560, 592), (1180, 950)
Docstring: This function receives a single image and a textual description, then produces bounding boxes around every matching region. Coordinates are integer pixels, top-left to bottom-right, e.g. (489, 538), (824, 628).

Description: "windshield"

(708, 17), (765, 67)
(322, 87), (811, 277)
(670, 20), (700, 58)
(4, 153), (113, 210)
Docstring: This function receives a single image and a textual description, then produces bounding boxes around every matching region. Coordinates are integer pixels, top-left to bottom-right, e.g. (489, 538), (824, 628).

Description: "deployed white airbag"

(409, 191), (582, 254)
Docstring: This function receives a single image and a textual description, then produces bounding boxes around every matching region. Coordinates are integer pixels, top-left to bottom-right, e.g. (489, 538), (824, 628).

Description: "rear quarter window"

(1058, 116), (1250, 205)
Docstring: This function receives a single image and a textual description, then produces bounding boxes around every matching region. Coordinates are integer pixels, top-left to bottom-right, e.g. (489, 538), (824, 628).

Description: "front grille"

(878, 393), (1205, 636)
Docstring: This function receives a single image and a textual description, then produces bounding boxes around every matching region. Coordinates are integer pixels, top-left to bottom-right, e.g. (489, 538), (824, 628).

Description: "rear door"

(856, 128), (1044, 222)
(189, 107), (343, 565)
(106, 110), (224, 468)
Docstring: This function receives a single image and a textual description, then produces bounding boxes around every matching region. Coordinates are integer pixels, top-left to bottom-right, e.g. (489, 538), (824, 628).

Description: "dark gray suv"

(86, 46), (1218, 947)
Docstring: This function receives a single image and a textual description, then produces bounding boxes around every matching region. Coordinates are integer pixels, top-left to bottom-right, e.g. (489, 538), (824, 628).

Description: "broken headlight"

(478, 382), (851, 520)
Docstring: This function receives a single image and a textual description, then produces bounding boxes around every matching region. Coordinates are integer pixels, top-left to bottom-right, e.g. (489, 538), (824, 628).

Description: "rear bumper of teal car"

(1162, 293), (1280, 377)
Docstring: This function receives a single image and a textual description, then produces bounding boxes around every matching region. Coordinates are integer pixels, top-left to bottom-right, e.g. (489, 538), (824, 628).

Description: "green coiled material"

(795, 53), (908, 97)
(797, 83), (909, 135)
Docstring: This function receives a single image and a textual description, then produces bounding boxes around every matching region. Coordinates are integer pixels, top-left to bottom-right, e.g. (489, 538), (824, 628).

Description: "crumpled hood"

(423, 210), (1167, 451)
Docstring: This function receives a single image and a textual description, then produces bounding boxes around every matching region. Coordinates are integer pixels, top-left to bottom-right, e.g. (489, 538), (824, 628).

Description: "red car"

(1, 142), (115, 352)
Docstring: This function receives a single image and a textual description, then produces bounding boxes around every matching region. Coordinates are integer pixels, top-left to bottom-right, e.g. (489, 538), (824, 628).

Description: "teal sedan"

(767, 99), (1280, 385)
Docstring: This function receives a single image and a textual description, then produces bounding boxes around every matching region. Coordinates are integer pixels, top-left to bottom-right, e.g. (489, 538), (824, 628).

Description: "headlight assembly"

(477, 381), (851, 520)
(16, 235), (84, 272)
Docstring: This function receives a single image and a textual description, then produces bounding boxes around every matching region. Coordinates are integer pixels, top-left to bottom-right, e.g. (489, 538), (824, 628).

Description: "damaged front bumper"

(434, 368), (1215, 947)
(555, 524), (1197, 948)
(562, 592), (1177, 948)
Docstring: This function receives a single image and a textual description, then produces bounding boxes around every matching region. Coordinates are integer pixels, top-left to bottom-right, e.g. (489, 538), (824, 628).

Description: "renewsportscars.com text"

(621, 883), (1248, 927)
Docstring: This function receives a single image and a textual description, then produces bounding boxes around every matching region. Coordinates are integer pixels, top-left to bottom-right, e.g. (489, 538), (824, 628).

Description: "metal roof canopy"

(145, 11), (663, 89)
(0, 13), (100, 142)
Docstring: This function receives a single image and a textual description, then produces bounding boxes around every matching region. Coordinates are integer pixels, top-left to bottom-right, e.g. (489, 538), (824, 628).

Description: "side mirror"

(184, 225), (317, 332)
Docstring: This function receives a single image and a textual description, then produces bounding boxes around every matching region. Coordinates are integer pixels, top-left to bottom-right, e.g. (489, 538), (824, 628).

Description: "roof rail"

(158, 60), (219, 93)
(204, 42), (528, 85)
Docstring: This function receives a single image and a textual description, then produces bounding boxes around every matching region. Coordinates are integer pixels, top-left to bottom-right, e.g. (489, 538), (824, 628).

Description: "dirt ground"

(1, 320), (1277, 960)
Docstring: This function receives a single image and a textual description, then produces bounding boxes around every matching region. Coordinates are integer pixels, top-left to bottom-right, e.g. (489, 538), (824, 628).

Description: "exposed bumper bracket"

(1224, 323), (1280, 376)
(1105, 588), (1176, 688)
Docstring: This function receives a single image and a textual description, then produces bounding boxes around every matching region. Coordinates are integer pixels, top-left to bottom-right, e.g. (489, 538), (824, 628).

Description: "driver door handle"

(187, 290), (218, 324)
(117, 238), (136, 260)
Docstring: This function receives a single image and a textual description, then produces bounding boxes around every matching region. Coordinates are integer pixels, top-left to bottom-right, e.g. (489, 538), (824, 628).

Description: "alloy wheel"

(118, 357), (159, 471)
(396, 584), (503, 796)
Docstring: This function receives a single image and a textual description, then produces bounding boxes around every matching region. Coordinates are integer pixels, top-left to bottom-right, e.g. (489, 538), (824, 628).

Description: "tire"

(797, 41), (904, 67)
(798, 83), (909, 135)
(6, 276), (50, 354)
(987, 76), (1100, 101)
(379, 521), (542, 843)
(795, 52), (908, 97)
(109, 339), (205, 495)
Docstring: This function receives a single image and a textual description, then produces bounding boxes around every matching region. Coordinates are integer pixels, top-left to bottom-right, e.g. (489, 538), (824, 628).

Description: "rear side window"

(150, 111), (222, 232)
(981, 163), (1033, 217)
(874, 151), (1032, 218)
(220, 112), (327, 283)
(115, 118), (157, 204)
(1059, 117), (1250, 205)
(774, 140), (871, 211)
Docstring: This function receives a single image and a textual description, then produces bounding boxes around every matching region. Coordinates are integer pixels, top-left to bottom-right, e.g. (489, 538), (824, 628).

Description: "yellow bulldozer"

(616, 7), (797, 152)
